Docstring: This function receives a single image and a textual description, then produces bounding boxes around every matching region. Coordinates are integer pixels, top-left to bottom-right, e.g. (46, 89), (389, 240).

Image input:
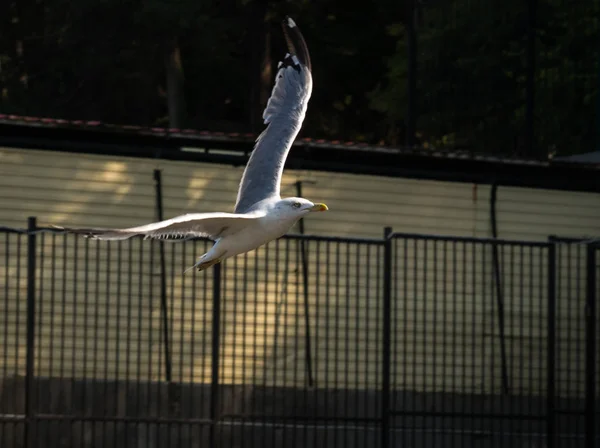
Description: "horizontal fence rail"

(0, 219), (598, 448)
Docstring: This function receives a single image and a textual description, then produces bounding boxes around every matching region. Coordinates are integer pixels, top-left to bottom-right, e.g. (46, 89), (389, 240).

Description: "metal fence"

(0, 219), (598, 447)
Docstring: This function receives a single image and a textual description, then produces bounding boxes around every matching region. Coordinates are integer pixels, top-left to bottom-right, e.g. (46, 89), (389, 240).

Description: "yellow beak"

(309, 203), (328, 212)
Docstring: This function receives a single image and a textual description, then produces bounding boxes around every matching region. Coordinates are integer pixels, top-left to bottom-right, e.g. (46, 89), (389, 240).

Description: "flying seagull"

(54, 16), (328, 273)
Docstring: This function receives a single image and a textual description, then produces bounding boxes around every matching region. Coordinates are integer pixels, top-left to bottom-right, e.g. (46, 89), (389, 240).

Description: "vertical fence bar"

(546, 243), (556, 448)
(153, 169), (172, 384)
(584, 244), (596, 448)
(405, 0), (417, 147)
(210, 262), (222, 447)
(490, 184), (510, 394)
(381, 227), (392, 448)
(295, 181), (315, 387)
(25, 217), (36, 448)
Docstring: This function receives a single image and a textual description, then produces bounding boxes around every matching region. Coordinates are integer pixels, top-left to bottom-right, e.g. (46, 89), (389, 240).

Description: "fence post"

(210, 262), (222, 447)
(153, 169), (172, 384)
(381, 227), (393, 448)
(546, 243), (556, 448)
(25, 217), (37, 448)
(584, 244), (596, 448)
(295, 181), (315, 387)
(490, 184), (510, 395)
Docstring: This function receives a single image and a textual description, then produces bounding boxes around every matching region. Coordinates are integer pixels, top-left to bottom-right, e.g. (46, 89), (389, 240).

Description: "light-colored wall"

(0, 146), (598, 398)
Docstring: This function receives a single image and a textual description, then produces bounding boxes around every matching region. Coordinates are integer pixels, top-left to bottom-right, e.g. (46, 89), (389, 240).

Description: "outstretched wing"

(234, 16), (313, 214)
(53, 212), (264, 241)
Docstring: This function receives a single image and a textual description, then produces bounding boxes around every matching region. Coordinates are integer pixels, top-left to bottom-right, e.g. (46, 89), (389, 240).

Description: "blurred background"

(1, 0), (599, 158)
(1, 2), (600, 448)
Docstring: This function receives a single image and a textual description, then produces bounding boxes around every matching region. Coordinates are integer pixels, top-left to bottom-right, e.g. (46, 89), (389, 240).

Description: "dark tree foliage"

(370, 0), (600, 156)
(0, 0), (598, 157)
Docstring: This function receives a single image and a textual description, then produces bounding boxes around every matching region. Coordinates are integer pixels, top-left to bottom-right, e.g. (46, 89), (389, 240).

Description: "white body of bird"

(191, 197), (324, 272)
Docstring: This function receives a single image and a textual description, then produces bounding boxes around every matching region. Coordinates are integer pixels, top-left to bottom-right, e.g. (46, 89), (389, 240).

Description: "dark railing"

(0, 218), (598, 447)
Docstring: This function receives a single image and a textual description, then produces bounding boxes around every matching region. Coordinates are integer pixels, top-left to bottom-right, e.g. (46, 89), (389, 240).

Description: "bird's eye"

(292, 202), (302, 208)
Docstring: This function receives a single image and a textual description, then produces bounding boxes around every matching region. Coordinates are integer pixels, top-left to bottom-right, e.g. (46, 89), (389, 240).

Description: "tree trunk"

(165, 37), (187, 129)
(9, 0), (30, 93)
(249, 0), (271, 131)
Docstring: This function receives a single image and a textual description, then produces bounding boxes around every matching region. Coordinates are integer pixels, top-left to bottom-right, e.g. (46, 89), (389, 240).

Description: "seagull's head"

(273, 197), (328, 218)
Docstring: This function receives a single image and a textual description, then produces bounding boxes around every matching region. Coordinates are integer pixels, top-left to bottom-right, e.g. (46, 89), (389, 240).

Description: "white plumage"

(54, 16), (328, 272)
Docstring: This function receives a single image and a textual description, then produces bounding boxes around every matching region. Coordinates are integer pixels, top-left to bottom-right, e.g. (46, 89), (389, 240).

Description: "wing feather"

(234, 16), (312, 213)
(53, 212), (263, 241)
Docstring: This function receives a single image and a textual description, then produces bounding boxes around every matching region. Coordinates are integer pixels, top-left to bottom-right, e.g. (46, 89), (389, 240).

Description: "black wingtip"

(282, 16), (311, 72)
